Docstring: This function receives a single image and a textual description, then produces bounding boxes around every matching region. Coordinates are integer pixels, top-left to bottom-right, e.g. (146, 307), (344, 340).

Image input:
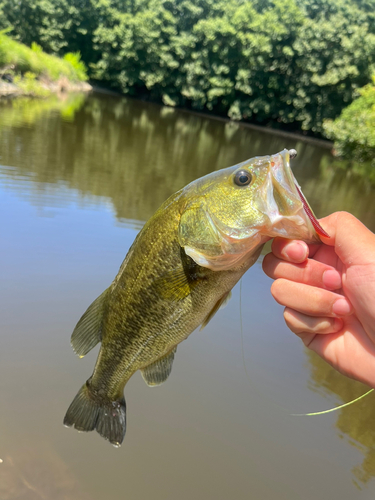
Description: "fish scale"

(64, 149), (325, 447)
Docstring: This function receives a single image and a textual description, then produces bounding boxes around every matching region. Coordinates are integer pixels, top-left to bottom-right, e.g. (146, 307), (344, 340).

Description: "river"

(0, 92), (374, 499)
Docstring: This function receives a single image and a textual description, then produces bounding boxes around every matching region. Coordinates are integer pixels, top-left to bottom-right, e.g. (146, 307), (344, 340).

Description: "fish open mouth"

(282, 149), (330, 239)
(294, 182), (329, 238)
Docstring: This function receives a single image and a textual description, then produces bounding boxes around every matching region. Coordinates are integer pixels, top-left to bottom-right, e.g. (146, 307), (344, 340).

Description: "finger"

(271, 237), (339, 270)
(307, 315), (375, 386)
(309, 242), (339, 268)
(321, 212), (375, 265)
(307, 243), (323, 259)
(283, 308), (343, 337)
(270, 279), (353, 317)
(262, 255), (342, 290)
(271, 238), (309, 263)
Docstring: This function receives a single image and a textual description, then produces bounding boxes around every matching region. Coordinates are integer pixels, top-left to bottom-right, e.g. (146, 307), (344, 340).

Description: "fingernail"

(282, 242), (308, 262)
(332, 298), (352, 316)
(323, 269), (342, 290)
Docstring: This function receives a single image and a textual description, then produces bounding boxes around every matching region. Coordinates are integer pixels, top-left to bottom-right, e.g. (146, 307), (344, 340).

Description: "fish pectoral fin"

(141, 347), (177, 387)
(70, 288), (109, 357)
(153, 251), (207, 301)
(153, 270), (193, 301)
(200, 291), (232, 331)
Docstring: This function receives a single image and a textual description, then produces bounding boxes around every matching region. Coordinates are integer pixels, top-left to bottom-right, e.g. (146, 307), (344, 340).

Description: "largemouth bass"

(64, 149), (327, 447)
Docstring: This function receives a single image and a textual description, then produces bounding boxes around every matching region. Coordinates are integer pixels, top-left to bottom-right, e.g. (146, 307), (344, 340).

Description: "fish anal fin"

(141, 347), (177, 387)
(71, 288), (109, 357)
(200, 291), (232, 331)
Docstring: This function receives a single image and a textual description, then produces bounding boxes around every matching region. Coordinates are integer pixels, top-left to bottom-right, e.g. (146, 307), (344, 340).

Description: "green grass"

(0, 31), (88, 82)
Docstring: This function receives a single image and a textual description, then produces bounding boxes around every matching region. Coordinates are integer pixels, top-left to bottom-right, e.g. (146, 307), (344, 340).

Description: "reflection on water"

(0, 93), (86, 127)
(307, 350), (375, 488)
(1, 93), (375, 230)
(0, 442), (91, 500)
(1, 93), (375, 499)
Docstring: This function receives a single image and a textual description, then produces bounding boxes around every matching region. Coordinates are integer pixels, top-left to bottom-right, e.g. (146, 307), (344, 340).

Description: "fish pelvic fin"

(63, 383), (126, 447)
(141, 347), (177, 387)
(200, 291), (232, 330)
(71, 288), (109, 357)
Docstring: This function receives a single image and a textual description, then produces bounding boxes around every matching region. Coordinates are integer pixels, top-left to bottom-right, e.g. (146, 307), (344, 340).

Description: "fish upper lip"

(277, 149), (297, 189)
(269, 149), (324, 241)
(269, 149), (301, 206)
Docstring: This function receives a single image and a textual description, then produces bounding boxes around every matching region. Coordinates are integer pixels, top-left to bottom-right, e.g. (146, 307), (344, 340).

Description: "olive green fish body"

(64, 149), (321, 447)
(89, 191), (263, 401)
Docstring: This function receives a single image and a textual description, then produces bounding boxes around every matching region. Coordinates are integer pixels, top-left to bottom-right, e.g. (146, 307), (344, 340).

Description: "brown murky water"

(1, 93), (375, 499)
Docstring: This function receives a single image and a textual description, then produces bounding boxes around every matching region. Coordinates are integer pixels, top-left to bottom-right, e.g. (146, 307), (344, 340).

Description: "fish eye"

(234, 170), (252, 186)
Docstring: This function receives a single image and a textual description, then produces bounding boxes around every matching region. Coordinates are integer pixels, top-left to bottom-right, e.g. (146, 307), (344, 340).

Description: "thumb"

(318, 212), (375, 266)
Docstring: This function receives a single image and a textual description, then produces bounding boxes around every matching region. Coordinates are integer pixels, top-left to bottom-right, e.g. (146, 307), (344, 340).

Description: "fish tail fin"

(63, 383), (98, 432)
(63, 383), (127, 447)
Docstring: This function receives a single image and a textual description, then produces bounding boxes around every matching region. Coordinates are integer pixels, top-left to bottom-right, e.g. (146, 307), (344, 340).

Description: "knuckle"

(283, 315), (296, 333)
(283, 307), (294, 323)
(337, 211), (354, 223)
(309, 287), (331, 313)
(311, 318), (332, 333)
(270, 279), (286, 301)
(283, 308), (302, 334)
(262, 253), (274, 275)
(271, 237), (289, 258)
(271, 237), (283, 253)
(300, 260), (313, 284)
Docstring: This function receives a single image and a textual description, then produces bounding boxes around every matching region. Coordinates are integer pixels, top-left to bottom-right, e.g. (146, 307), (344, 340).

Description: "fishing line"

(239, 278), (251, 381)
(238, 275), (373, 417)
(239, 278), (374, 416)
(239, 277), (292, 414)
(291, 388), (374, 416)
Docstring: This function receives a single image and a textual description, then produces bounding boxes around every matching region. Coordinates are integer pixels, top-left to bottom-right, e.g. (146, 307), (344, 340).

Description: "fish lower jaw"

(263, 213), (316, 241)
(184, 245), (247, 271)
(184, 237), (266, 272)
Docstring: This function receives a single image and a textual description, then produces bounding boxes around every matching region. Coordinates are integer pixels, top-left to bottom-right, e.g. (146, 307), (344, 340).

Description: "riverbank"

(0, 33), (91, 97)
(0, 78), (92, 97)
(177, 106), (334, 149)
(89, 85), (333, 149)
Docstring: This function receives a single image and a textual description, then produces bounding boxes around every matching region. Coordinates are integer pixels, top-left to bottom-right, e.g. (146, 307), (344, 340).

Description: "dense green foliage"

(1, 0), (375, 133)
(0, 32), (88, 83)
(324, 76), (375, 163)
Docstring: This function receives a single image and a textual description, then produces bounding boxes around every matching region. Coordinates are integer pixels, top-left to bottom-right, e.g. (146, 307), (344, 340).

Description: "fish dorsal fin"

(200, 291), (232, 330)
(141, 347), (177, 387)
(71, 288), (109, 357)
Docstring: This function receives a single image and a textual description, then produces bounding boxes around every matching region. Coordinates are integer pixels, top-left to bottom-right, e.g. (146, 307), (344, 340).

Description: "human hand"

(262, 212), (375, 388)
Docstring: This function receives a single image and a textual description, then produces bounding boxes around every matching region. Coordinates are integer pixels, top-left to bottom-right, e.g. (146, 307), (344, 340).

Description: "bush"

(0, 32), (88, 82)
(1, 0), (375, 133)
(324, 75), (375, 166)
(13, 71), (51, 97)
(63, 52), (87, 82)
